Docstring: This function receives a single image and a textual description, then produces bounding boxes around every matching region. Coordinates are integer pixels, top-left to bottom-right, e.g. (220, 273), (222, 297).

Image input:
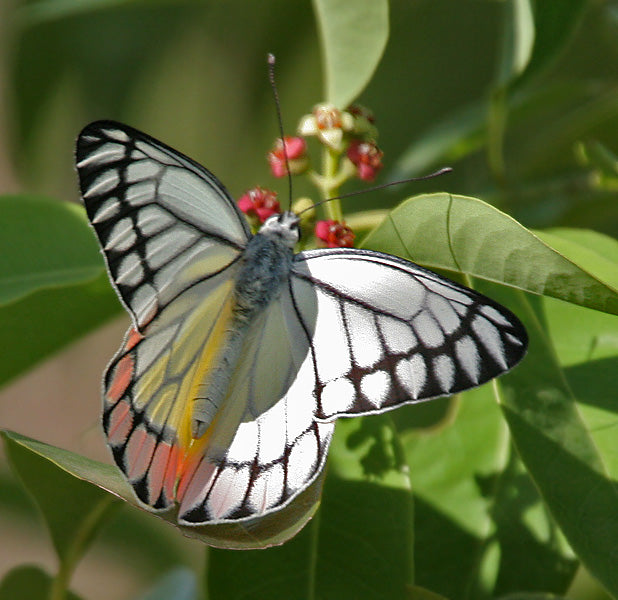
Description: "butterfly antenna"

(296, 167), (453, 216)
(268, 53), (293, 211)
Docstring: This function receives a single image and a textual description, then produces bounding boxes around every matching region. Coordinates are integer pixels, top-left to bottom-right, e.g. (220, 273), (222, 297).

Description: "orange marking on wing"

(179, 458), (219, 513)
(125, 426), (155, 482)
(176, 451), (202, 502)
(164, 444), (182, 503)
(148, 441), (172, 504)
(107, 399), (133, 445)
(107, 355), (134, 403)
(125, 327), (143, 351)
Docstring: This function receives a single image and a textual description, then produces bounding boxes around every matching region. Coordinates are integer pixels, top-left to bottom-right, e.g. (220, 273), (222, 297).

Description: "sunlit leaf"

(363, 193), (618, 315)
(494, 290), (618, 599)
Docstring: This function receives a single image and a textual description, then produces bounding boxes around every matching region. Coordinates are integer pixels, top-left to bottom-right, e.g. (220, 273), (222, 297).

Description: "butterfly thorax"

(232, 223), (296, 322)
(190, 212), (299, 439)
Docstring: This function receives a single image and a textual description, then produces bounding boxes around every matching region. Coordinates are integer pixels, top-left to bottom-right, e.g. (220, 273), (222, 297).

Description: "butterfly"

(76, 120), (528, 528)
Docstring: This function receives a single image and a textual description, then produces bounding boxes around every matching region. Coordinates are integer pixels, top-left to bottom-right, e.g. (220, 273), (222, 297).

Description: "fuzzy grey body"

(191, 212), (300, 437)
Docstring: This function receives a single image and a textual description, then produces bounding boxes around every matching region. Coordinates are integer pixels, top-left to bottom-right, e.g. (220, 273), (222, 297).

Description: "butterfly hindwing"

(76, 120), (250, 330)
(289, 248), (528, 420)
(103, 262), (240, 510)
(176, 284), (333, 523)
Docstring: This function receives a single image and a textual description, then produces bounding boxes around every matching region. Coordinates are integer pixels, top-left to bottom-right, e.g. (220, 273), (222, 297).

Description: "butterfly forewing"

(76, 120), (250, 329)
(289, 249), (528, 420)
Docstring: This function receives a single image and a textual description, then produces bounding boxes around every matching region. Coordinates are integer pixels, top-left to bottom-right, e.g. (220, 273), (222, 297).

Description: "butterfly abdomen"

(191, 229), (295, 438)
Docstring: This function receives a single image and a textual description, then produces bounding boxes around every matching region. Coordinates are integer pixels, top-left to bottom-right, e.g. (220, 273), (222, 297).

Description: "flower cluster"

(237, 102), (384, 247)
(237, 187), (280, 223)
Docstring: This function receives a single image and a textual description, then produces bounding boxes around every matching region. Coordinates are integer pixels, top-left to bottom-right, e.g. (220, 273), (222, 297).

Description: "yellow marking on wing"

(176, 292), (237, 450)
(146, 384), (179, 427)
(133, 361), (166, 410)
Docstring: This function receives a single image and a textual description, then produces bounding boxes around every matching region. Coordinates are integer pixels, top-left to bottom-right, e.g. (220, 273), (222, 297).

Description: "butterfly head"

(258, 211), (300, 248)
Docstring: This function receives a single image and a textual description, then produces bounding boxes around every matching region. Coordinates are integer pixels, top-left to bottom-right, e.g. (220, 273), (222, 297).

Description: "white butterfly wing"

(288, 248), (528, 420)
(77, 120), (250, 330)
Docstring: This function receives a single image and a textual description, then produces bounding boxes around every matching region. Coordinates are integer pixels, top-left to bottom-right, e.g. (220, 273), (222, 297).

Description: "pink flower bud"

(347, 140), (384, 181)
(267, 136), (308, 177)
(315, 219), (355, 248)
(237, 187), (280, 223)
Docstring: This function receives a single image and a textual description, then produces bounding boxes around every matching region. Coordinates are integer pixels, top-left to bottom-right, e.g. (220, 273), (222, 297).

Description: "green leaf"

(3, 430), (120, 564)
(533, 228), (618, 290)
(16, 0), (139, 26)
(405, 385), (575, 598)
(0, 195), (102, 306)
(207, 416), (414, 599)
(362, 193), (618, 316)
(0, 194), (122, 387)
(496, 0), (535, 86)
(514, 0), (588, 88)
(313, 0), (389, 108)
(135, 568), (197, 600)
(0, 430), (322, 550)
(389, 101), (487, 179)
(407, 586), (451, 600)
(497, 594), (570, 600)
(0, 270), (122, 387)
(494, 290), (618, 599)
(0, 565), (82, 600)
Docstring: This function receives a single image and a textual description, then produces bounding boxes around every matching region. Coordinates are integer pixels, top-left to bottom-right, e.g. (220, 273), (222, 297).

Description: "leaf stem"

(48, 496), (118, 600)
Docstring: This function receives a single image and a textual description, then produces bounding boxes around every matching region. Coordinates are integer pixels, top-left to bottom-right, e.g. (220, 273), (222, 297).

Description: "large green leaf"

(0, 270), (121, 387)
(0, 195), (122, 386)
(405, 385), (575, 598)
(0, 194), (102, 306)
(0, 566), (82, 600)
(494, 289), (618, 599)
(313, 0), (388, 108)
(3, 430), (121, 564)
(362, 193), (618, 316)
(1, 430), (322, 550)
(207, 416), (413, 599)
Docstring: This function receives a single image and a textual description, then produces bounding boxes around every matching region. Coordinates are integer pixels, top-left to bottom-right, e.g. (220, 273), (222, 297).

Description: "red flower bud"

(237, 187), (280, 223)
(347, 140), (383, 181)
(315, 219), (355, 248)
(268, 136), (308, 177)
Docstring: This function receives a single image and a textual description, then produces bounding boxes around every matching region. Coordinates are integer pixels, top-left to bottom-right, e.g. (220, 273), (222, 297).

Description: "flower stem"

(321, 147), (343, 222)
